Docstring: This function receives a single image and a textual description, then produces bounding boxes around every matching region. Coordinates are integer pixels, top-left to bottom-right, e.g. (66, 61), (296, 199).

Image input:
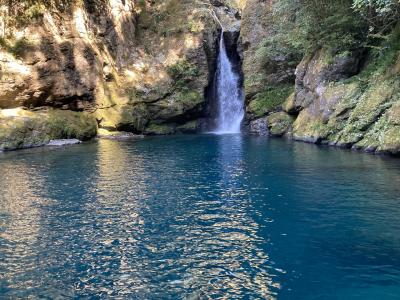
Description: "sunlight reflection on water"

(1, 136), (400, 299)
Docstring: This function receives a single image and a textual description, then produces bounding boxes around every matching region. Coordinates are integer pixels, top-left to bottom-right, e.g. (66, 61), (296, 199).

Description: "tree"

(352, 0), (400, 33)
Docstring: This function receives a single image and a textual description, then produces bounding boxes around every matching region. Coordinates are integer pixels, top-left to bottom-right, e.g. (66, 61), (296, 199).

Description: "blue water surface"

(0, 135), (400, 299)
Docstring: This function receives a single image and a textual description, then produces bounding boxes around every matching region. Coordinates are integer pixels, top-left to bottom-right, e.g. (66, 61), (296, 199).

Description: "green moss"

(247, 84), (294, 118)
(167, 60), (199, 82)
(379, 127), (400, 154)
(354, 102), (400, 153)
(333, 78), (398, 146)
(137, 0), (202, 37)
(46, 110), (97, 140)
(268, 112), (294, 136)
(292, 111), (330, 142)
(188, 20), (202, 33)
(144, 123), (175, 135)
(282, 92), (297, 114)
(0, 109), (97, 151)
(177, 120), (199, 133)
(116, 103), (149, 132)
(150, 89), (203, 122)
(176, 89), (202, 105)
(244, 74), (267, 93)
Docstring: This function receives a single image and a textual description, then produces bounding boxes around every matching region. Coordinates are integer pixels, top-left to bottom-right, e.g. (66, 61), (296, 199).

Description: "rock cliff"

(290, 44), (400, 155)
(1, 0), (399, 156)
(240, 0), (297, 137)
(239, 1), (400, 156)
(0, 0), (229, 150)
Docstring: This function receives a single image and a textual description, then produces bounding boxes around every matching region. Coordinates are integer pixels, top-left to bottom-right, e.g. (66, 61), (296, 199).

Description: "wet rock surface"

(240, 1), (400, 156)
(1, 0), (399, 156)
(0, 0), (240, 150)
(47, 139), (82, 146)
(291, 49), (400, 155)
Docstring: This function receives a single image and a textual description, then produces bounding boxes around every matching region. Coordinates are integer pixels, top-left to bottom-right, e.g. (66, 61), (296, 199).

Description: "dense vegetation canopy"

(261, 0), (399, 62)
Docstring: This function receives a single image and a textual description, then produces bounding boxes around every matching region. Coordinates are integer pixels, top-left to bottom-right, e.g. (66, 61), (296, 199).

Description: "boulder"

(268, 112), (294, 137)
(249, 118), (269, 136)
(144, 123), (176, 135)
(0, 108), (97, 151)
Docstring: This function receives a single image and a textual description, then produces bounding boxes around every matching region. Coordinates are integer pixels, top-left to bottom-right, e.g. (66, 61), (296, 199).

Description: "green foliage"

(255, 35), (303, 68)
(271, 0), (367, 55)
(0, 0), (109, 29)
(167, 60), (199, 88)
(188, 20), (202, 33)
(167, 60), (197, 79)
(353, 0), (400, 33)
(350, 25), (400, 80)
(267, 0), (399, 59)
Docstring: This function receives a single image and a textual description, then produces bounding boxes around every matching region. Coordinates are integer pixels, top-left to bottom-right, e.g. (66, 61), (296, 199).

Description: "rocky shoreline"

(0, 0), (399, 156)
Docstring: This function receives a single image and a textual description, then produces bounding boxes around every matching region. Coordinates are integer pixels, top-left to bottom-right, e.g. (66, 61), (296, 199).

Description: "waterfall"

(214, 32), (244, 134)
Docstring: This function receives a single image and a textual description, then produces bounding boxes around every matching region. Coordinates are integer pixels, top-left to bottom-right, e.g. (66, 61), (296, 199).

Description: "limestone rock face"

(291, 48), (400, 155)
(240, 0), (296, 98)
(240, 0), (296, 135)
(293, 49), (362, 112)
(267, 112), (293, 137)
(0, 108), (97, 151)
(0, 0), (240, 149)
(47, 139), (82, 147)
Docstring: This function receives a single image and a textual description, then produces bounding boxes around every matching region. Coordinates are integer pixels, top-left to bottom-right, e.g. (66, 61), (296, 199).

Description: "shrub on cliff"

(270, 0), (367, 54)
(265, 0), (399, 59)
(353, 0), (400, 33)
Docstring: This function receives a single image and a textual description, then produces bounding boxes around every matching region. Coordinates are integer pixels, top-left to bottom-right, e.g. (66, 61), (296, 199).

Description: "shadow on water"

(1, 136), (400, 299)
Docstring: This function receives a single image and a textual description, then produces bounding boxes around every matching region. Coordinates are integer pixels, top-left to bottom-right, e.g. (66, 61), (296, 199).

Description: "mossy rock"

(46, 110), (97, 140)
(97, 128), (143, 140)
(177, 120), (200, 133)
(149, 90), (204, 121)
(247, 84), (294, 119)
(354, 103), (400, 154)
(117, 103), (150, 132)
(0, 108), (97, 151)
(97, 103), (150, 133)
(144, 123), (176, 135)
(268, 112), (294, 136)
(282, 92), (298, 115)
(292, 111), (329, 143)
(378, 127), (400, 154)
(333, 78), (399, 147)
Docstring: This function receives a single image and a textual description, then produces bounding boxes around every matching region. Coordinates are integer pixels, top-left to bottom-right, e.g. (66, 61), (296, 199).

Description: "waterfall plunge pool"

(1, 135), (400, 299)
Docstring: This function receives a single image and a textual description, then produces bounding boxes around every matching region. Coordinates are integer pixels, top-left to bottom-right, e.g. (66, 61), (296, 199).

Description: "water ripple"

(1, 136), (400, 299)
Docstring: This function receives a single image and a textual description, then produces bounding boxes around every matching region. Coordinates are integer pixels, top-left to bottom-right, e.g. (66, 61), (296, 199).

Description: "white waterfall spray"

(214, 32), (244, 134)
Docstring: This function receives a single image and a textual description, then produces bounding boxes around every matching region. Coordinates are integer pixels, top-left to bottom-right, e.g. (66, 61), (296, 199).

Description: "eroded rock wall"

(0, 0), (229, 150)
(1, 0), (399, 156)
(239, 0), (297, 136)
(290, 47), (400, 155)
(239, 0), (400, 155)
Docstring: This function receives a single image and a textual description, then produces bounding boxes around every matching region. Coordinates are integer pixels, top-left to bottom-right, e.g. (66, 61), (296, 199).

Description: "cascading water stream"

(214, 32), (244, 134)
